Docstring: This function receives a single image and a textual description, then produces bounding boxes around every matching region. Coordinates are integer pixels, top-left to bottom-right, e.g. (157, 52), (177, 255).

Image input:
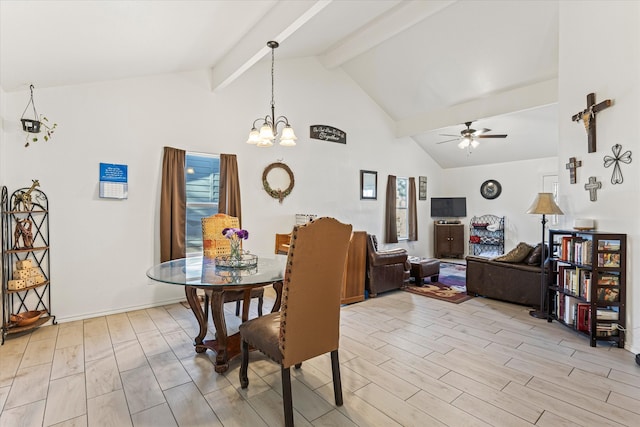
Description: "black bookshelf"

(547, 229), (626, 348)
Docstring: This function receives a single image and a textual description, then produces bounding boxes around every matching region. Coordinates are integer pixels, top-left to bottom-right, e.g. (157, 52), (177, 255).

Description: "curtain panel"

(384, 175), (397, 243)
(408, 177), (418, 241)
(219, 154), (242, 227)
(160, 147), (186, 262)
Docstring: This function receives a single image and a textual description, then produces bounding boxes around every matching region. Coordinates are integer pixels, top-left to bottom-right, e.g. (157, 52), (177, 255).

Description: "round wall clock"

(480, 179), (502, 199)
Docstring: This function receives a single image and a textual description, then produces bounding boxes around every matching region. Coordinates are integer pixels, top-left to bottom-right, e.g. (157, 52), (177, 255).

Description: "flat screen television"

(430, 197), (467, 217)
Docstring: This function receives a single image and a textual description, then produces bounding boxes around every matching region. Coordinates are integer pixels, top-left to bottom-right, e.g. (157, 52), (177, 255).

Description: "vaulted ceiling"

(0, 0), (559, 168)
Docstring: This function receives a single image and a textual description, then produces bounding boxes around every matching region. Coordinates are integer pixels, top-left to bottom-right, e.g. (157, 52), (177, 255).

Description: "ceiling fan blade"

(474, 128), (491, 135)
(436, 138), (459, 144)
(438, 133), (459, 137)
(477, 134), (508, 139)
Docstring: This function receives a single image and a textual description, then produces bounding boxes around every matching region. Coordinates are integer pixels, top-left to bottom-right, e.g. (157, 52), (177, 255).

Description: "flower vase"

(229, 239), (242, 265)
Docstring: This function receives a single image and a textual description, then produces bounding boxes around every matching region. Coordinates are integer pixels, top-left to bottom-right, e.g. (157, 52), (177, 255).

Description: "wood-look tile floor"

(1, 287), (639, 427)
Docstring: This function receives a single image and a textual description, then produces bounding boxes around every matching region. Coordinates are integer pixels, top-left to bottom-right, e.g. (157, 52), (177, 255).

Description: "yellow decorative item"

(16, 259), (32, 269)
(14, 269), (30, 280)
(8, 279), (26, 290)
(201, 213), (240, 258)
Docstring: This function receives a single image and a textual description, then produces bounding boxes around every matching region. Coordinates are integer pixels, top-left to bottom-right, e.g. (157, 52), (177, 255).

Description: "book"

(596, 308), (619, 320)
(576, 303), (590, 332)
(580, 270), (591, 300)
(597, 287), (619, 302)
(598, 253), (620, 267)
(598, 273), (620, 286)
(598, 239), (621, 251)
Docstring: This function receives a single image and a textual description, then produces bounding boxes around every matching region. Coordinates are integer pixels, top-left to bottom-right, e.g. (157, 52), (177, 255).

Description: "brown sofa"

(466, 247), (551, 307)
(365, 235), (411, 297)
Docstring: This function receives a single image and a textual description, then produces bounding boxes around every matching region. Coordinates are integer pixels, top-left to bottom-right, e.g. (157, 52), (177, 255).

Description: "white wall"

(558, 0), (640, 353)
(0, 57), (442, 321)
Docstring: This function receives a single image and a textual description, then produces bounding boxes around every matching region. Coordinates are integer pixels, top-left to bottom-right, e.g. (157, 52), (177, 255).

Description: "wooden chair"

(201, 213), (264, 316)
(239, 217), (352, 426)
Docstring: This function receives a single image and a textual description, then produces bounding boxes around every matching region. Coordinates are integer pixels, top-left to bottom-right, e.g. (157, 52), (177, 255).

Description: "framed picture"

(419, 176), (427, 200)
(360, 170), (377, 200)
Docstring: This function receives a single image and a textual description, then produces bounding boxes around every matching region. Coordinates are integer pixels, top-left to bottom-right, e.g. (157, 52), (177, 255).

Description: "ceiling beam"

(395, 78), (559, 137)
(319, 0), (456, 69)
(209, 0), (332, 92)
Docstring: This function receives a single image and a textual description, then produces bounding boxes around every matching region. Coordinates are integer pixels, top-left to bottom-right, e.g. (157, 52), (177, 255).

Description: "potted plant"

(21, 85), (58, 147)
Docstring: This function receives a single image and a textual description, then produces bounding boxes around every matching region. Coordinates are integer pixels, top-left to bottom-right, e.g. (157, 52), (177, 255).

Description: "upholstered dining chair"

(201, 213), (264, 316)
(239, 217), (352, 427)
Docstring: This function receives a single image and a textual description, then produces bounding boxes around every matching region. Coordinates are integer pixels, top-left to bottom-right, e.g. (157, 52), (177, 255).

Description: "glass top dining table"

(146, 255), (286, 373)
(146, 255), (286, 288)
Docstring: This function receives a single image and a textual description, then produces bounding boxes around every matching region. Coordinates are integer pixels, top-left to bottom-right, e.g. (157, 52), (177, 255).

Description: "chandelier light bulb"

(256, 138), (274, 148)
(246, 128), (260, 144)
(259, 124), (275, 141)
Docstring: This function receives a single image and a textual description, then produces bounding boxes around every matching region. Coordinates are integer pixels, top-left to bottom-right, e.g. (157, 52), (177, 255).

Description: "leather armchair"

(365, 234), (410, 297)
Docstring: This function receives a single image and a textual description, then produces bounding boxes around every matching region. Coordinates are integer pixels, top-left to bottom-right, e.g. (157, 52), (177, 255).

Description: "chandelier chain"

(270, 47), (275, 109)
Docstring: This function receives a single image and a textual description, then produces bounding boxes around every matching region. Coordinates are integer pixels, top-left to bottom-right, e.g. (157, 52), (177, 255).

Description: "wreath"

(262, 162), (294, 203)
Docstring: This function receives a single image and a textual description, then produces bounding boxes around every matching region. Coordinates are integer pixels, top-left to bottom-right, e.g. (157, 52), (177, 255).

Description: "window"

(185, 153), (220, 254)
(396, 177), (408, 240)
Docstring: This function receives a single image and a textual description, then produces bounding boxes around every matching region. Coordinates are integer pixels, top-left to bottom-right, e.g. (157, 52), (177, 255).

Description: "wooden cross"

(584, 176), (601, 202)
(565, 157), (582, 184)
(571, 93), (612, 153)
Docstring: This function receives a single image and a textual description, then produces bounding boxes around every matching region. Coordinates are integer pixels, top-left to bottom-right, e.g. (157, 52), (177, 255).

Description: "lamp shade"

(526, 193), (564, 215)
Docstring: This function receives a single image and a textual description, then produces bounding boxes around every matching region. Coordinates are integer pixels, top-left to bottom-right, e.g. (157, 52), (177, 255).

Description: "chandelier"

(246, 41), (297, 147)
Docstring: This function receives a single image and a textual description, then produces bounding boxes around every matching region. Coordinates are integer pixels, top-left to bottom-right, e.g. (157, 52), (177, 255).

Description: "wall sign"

(309, 125), (346, 144)
(99, 163), (128, 199)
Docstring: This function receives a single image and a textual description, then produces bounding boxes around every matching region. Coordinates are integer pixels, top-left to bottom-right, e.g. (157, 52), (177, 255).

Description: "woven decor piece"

(201, 213), (241, 258)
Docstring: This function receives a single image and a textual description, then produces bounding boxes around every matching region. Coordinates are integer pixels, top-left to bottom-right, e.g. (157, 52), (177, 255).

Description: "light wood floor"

(1, 287), (639, 427)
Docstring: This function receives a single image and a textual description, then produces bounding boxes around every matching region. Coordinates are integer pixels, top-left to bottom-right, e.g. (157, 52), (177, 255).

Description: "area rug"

(403, 262), (473, 304)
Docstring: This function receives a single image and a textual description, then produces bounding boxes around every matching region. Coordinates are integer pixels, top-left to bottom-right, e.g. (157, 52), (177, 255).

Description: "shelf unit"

(1, 185), (56, 344)
(469, 214), (504, 257)
(547, 229), (626, 348)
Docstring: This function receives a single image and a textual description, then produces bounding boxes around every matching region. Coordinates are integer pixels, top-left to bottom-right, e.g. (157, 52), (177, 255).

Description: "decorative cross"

(565, 157), (582, 184)
(584, 176), (602, 202)
(571, 93), (612, 153)
(603, 144), (632, 184)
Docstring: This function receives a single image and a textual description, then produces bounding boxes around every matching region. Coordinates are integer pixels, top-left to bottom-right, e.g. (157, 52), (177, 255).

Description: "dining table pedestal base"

(184, 280), (283, 373)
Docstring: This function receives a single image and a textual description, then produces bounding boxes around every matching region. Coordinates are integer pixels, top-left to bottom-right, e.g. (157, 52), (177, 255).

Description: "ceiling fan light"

(458, 140), (468, 149)
(246, 128), (260, 144)
(471, 139), (480, 148)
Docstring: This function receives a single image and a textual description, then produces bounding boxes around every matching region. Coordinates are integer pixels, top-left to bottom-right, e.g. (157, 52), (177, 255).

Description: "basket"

(10, 310), (46, 326)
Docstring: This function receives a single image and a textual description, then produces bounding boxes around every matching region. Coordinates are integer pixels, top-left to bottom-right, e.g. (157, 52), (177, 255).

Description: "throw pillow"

(494, 242), (533, 263)
(526, 243), (547, 265)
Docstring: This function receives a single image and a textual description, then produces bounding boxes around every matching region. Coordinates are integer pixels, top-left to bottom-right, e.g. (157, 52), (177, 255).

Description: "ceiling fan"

(437, 121), (508, 150)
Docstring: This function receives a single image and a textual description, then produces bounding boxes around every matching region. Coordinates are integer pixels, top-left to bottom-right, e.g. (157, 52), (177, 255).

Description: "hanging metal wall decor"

(603, 144), (632, 184)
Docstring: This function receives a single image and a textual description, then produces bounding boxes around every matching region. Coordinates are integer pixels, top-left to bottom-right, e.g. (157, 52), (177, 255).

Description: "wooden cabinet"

(434, 223), (464, 258)
(342, 231), (366, 304)
(274, 230), (366, 304)
(2, 185), (56, 344)
(548, 229), (626, 348)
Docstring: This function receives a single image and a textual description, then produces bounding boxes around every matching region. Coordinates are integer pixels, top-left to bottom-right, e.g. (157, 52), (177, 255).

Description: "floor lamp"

(526, 193), (564, 319)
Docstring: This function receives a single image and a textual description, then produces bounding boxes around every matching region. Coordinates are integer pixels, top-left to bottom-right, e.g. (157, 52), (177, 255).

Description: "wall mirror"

(263, 162), (294, 203)
(360, 170), (377, 200)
